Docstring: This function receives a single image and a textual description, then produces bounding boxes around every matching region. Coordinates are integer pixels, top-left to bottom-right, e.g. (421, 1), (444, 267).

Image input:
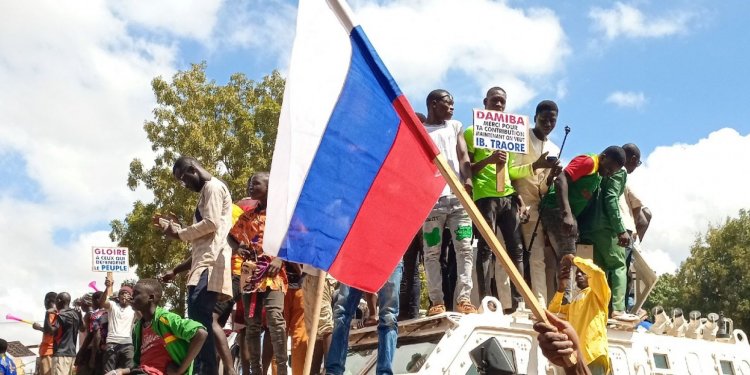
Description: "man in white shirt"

(99, 279), (136, 373)
(421, 89), (476, 315)
(512, 100), (561, 305)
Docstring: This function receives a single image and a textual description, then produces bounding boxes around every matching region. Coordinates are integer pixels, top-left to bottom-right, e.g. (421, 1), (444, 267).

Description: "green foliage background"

(110, 63), (284, 314)
(645, 209), (750, 331)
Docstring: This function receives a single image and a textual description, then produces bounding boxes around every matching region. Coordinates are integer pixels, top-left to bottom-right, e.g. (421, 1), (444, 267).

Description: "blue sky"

(2, 0), (750, 348)
(191, 0), (750, 157)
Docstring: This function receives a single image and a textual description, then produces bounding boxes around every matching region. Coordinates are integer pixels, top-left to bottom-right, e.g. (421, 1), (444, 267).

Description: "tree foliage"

(644, 209), (750, 331)
(110, 62), (284, 313)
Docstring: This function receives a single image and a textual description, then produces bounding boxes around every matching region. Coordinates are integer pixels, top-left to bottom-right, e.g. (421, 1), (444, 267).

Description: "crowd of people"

(13, 86), (652, 375)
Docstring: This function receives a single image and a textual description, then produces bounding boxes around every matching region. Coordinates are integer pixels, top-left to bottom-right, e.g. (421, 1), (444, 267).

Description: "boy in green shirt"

(108, 279), (207, 375)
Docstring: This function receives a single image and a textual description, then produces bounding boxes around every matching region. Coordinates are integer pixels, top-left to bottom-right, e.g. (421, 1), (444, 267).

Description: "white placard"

(472, 109), (529, 154)
(92, 246), (129, 273)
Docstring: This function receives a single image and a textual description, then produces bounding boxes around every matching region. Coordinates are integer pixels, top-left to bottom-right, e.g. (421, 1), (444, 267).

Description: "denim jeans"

(326, 261), (403, 375)
(187, 269), (218, 375)
(399, 231), (422, 320)
(423, 196), (474, 305)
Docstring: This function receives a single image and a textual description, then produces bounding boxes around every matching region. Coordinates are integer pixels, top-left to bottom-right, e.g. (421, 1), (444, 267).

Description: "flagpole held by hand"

(433, 153), (578, 367)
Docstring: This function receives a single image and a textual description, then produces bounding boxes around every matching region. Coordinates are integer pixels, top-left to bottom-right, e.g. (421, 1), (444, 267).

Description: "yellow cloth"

(549, 257), (610, 371)
(231, 204), (245, 276)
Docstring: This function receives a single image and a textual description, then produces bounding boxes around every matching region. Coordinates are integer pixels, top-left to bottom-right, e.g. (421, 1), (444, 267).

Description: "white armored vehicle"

(343, 297), (750, 375)
(343, 248), (750, 375)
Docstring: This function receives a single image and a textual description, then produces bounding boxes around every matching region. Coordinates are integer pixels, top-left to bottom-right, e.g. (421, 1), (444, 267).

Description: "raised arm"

(100, 278), (113, 310)
(573, 257), (610, 307)
(548, 256), (572, 316)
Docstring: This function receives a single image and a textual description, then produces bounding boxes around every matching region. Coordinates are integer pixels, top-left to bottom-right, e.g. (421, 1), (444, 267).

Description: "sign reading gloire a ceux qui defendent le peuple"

(92, 246), (129, 273)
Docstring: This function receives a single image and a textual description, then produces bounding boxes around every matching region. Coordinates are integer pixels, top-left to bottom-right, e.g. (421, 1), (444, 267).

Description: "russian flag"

(265, 0), (445, 292)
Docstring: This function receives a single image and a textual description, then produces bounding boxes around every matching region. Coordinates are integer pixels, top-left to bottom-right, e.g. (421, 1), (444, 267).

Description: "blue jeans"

(187, 269), (218, 375)
(326, 261), (403, 375)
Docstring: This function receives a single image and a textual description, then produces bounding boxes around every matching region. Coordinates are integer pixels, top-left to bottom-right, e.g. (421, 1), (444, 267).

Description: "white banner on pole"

(472, 109), (529, 154)
(91, 247), (129, 273)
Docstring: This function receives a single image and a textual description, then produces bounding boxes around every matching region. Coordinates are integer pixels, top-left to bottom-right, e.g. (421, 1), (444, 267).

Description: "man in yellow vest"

(549, 254), (610, 374)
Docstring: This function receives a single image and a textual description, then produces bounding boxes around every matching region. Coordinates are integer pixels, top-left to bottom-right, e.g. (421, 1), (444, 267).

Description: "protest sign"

(472, 109), (530, 192)
(472, 109), (529, 154)
(91, 246), (129, 273)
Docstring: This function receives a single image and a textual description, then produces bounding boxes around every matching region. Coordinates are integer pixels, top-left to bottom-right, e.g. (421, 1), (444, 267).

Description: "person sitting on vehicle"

(106, 279), (208, 375)
(549, 255), (610, 375)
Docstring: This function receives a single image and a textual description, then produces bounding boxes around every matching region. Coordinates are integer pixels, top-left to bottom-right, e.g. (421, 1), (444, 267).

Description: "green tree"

(110, 62), (284, 314)
(643, 273), (681, 313)
(675, 209), (750, 330)
(644, 210), (750, 331)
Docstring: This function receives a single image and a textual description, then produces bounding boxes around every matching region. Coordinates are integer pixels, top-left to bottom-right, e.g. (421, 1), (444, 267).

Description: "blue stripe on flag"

(278, 26), (402, 269)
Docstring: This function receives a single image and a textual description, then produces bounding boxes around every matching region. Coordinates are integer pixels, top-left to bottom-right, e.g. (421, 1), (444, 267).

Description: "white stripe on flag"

(265, 0), (354, 256)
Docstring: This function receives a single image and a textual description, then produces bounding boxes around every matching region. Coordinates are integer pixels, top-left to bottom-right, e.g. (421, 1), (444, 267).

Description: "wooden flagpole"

(433, 153), (577, 366)
(302, 271), (328, 375)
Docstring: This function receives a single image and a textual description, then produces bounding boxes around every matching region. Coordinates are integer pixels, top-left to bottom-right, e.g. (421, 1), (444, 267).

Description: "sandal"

(427, 304), (446, 316)
(456, 300), (477, 314)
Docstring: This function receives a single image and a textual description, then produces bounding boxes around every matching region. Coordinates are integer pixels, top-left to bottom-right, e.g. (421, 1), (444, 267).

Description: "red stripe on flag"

(329, 97), (445, 292)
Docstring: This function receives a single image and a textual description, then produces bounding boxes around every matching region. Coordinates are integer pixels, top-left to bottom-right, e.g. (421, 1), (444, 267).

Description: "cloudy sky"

(2, 0), (750, 347)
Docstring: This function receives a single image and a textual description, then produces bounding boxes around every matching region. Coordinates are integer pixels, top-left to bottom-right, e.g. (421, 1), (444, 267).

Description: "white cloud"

(0, 223), (138, 347)
(220, 0), (297, 64)
(0, 0), (198, 345)
(630, 128), (750, 274)
(589, 2), (696, 40)
(109, 0), (224, 42)
(351, 0), (570, 111)
(606, 91), (647, 109)
(638, 247), (678, 276)
(222, 0), (571, 110)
